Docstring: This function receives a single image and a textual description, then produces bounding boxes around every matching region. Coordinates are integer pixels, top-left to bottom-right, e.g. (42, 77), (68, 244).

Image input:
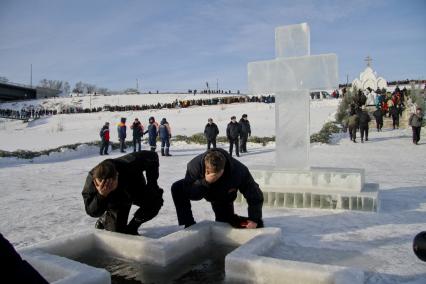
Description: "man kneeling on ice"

(82, 151), (163, 235)
(171, 148), (264, 229)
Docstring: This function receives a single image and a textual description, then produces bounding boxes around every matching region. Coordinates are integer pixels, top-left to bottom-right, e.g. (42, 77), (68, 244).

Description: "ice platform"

(19, 221), (364, 284)
(236, 166), (380, 212)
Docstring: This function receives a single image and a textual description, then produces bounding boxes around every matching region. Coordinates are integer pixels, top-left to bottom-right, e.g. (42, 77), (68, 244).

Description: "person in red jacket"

(100, 122), (110, 155)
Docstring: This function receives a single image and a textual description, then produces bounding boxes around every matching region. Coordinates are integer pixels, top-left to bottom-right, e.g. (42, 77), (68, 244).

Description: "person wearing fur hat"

(239, 114), (251, 153)
(409, 107), (424, 145)
(145, 116), (159, 152)
(159, 118), (172, 156)
(226, 116), (241, 157)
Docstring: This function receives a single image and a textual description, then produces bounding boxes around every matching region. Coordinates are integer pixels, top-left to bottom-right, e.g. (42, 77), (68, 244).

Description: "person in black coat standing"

(82, 151), (163, 235)
(239, 114), (251, 153)
(131, 118), (144, 152)
(171, 148), (264, 229)
(226, 116), (241, 157)
(204, 118), (219, 149)
(373, 107), (384, 132)
(358, 107), (371, 143)
(389, 105), (400, 129)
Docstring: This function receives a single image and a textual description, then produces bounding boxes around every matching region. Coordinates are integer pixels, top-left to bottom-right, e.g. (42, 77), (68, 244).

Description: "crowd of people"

(0, 95), (276, 121)
(344, 86), (423, 144)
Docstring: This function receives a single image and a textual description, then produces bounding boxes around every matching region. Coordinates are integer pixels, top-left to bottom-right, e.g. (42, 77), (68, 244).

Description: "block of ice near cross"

(18, 222), (364, 284)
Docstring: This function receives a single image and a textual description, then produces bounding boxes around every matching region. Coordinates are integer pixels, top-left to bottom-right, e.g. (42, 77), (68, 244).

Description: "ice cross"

(248, 23), (338, 169)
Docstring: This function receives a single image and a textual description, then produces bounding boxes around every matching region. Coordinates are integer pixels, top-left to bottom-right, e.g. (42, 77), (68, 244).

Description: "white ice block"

(275, 23), (310, 58)
(275, 90), (310, 169)
(248, 54), (338, 94)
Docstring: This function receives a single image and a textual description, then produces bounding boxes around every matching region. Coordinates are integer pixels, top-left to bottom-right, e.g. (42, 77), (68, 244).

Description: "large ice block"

(275, 91), (310, 169)
(275, 23), (310, 58)
(248, 54), (338, 94)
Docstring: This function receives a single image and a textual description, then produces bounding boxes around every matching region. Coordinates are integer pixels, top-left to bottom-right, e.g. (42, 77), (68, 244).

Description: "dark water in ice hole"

(73, 245), (237, 284)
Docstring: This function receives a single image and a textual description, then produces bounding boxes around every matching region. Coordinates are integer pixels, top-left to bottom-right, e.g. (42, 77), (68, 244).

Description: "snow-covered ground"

(1, 97), (425, 283)
(0, 98), (339, 151)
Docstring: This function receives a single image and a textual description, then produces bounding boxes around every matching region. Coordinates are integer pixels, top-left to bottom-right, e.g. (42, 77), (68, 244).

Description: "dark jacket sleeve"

(121, 151), (160, 187)
(247, 121), (251, 135)
(215, 124), (219, 136)
(238, 166), (264, 223)
(82, 174), (108, 217)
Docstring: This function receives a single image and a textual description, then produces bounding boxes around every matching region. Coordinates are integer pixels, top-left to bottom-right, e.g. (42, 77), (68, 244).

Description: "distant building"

(351, 56), (387, 91)
(0, 82), (61, 102)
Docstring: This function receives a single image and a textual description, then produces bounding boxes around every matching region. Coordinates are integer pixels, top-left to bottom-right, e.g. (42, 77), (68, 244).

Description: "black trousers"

(360, 127), (369, 141)
(240, 133), (248, 152)
(99, 188), (163, 233)
(171, 179), (238, 227)
(119, 138), (126, 152)
(375, 120), (383, 131)
(229, 138), (239, 156)
(412, 126), (421, 143)
(207, 139), (216, 149)
(100, 140), (109, 154)
(133, 137), (141, 152)
(348, 126), (357, 141)
(392, 116), (399, 129)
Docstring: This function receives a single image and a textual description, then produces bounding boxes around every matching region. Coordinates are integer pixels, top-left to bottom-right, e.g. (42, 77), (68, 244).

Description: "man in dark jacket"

(358, 107), (371, 143)
(389, 105), (400, 129)
(159, 118), (172, 156)
(347, 111), (359, 143)
(82, 151), (163, 235)
(145, 116), (159, 152)
(0, 233), (48, 284)
(239, 114), (251, 153)
(373, 107), (384, 132)
(171, 148), (263, 229)
(131, 118), (144, 152)
(99, 122), (110, 155)
(117, 117), (127, 153)
(409, 107), (424, 145)
(204, 118), (219, 149)
(226, 116), (241, 157)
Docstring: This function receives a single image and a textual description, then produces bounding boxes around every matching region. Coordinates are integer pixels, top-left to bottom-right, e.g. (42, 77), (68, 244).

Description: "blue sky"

(0, 0), (425, 92)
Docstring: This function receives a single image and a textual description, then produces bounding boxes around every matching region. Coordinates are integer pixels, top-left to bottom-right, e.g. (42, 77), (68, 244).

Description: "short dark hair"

(93, 160), (117, 180)
(204, 150), (226, 172)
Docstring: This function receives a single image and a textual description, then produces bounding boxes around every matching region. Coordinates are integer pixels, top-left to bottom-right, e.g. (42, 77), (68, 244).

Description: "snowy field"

(1, 98), (425, 283)
(0, 98), (339, 151)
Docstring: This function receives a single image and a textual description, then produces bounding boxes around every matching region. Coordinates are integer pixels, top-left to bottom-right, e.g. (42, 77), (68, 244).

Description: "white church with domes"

(351, 56), (388, 91)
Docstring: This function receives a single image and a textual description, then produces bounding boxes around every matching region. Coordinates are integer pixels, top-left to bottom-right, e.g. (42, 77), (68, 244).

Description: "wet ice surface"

(73, 244), (236, 284)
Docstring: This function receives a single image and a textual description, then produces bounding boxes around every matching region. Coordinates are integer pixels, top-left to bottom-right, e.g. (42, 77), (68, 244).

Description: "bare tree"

(96, 87), (109, 95)
(38, 79), (64, 90)
(73, 81), (85, 93)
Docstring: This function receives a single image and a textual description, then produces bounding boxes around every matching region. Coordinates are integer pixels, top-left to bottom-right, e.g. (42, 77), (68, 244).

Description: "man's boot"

(126, 217), (143, 235)
(165, 147), (172, 156)
(150, 146), (156, 152)
(161, 147), (165, 156)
